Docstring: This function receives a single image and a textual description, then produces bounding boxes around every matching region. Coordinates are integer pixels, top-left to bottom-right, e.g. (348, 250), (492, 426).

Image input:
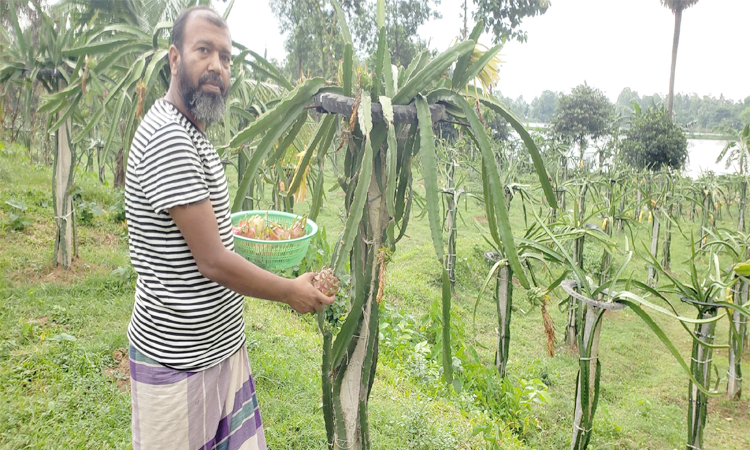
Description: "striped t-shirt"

(125, 99), (245, 371)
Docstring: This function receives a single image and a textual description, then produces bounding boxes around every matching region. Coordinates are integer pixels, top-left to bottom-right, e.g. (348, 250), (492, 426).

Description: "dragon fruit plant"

(227, 2), (555, 447)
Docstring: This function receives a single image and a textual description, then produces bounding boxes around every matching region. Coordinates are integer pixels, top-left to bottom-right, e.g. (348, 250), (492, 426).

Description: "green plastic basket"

(231, 210), (318, 271)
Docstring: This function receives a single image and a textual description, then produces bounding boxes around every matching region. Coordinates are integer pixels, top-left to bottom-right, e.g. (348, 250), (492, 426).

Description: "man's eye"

(221, 55), (230, 63)
(198, 47), (209, 53)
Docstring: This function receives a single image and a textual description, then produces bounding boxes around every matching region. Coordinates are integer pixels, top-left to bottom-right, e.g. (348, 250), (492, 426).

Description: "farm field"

(1, 141), (748, 449)
(2, 0), (750, 449)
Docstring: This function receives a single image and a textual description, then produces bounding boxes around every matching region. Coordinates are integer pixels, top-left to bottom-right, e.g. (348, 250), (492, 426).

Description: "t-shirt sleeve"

(135, 122), (209, 214)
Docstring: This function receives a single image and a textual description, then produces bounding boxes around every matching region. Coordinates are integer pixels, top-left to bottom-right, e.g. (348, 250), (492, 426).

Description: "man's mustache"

(198, 73), (225, 93)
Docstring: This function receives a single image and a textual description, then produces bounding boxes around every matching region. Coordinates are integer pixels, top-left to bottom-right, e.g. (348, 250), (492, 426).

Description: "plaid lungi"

(129, 344), (267, 450)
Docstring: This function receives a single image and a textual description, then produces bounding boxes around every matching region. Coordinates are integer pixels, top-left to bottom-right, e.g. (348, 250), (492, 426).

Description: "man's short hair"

(171, 6), (229, 51)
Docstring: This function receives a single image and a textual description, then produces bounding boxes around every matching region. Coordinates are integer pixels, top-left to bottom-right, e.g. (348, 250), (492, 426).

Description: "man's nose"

(207, 50), (222, 73)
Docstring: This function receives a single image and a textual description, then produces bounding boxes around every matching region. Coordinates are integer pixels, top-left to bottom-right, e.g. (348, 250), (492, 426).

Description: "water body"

(525, 124), (730, 179)
(685, 139), (732, 179)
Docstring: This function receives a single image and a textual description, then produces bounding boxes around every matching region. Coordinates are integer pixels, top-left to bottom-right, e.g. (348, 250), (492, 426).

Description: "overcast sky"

(223, 0), (749, 103)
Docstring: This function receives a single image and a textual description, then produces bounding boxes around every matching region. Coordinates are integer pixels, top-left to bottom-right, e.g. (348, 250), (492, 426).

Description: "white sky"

(223, 0), (749, 103)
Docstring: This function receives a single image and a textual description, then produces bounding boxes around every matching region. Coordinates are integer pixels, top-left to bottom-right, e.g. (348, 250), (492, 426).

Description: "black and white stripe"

(125, 99), (244, 371)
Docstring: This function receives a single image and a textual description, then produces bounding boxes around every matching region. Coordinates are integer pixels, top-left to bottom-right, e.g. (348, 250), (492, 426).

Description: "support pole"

(727, 279), (747, 400)
(562, 280), (624, 450)
(495, 264), (512, 378)
(686, 306), (718, 450)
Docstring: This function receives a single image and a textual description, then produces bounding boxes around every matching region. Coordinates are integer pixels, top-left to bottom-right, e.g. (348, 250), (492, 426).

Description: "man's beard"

(177, 63), (228, 125)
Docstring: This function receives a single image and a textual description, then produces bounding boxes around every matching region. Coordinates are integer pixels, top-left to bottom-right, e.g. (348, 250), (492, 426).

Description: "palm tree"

(661, 0), (699, 117)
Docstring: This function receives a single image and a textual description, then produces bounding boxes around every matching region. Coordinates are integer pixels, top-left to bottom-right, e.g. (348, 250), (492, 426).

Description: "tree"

(354, 0), (441, 68)
(0, 1), (47, 144)
(551, 83), (614, 163)
(473, 0), (550, 43)
(530, 89), (558, 123)
(495, 92), (531, 121)
(483, 105), (511, 141)
(621, 105), (688, 171)
(270, 0), (349, 79)
(270, 0), (440, 77)
(661, 0), (699, 117)
(740, 106), (750, 125)
(615, 87), (640, 119)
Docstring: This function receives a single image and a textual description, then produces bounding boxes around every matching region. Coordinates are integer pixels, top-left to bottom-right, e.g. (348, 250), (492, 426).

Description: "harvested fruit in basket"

(233, 214), (308, 241)
(313, 266), (340, 296)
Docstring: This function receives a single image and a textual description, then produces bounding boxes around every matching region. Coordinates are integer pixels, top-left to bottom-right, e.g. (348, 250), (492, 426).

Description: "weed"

(109, 265), (136, 291)
(471, 415), (530, 450)
(108, 190), (126, 223)
(403, 405), (459, 450)
(4, 199), (31, 231)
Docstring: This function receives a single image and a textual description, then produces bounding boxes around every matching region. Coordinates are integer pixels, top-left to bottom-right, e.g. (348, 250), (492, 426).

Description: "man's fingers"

(294, 305), (314, 315)
(320, 294), (336, 305)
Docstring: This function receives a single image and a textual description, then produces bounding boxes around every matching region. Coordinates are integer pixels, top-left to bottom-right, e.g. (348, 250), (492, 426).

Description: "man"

(124, 6), (335, 450)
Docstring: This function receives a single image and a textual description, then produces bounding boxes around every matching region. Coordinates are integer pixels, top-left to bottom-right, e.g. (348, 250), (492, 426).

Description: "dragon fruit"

(265, 222), (288, 241)
(289, 215), (307, 239)
(235, 215), (266, 239)
(233, 213), (308, 241)
(313, 266), (339, 297)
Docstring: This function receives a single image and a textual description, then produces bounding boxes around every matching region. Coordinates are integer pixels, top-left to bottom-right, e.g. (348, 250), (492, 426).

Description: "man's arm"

(168, 199), (335, 314)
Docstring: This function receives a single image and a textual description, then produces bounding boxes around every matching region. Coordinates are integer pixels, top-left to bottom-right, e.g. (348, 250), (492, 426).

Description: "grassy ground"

(1, 139), (749, 449)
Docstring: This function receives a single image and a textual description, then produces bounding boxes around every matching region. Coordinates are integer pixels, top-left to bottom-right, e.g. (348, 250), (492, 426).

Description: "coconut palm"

(660, 0), (699, 117)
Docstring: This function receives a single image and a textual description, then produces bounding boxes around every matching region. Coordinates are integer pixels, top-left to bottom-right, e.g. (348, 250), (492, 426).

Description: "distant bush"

(622, 106), (688, 171)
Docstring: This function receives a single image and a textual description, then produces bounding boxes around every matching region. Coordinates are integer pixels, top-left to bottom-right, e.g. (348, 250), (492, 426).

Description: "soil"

(8, 256), (108, 285)
(707, 397), (750, 420)
(103, 347), (131, 393)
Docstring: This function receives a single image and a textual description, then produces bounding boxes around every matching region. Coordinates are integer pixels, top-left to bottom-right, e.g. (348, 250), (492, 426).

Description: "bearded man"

(124, 6), (334, 450)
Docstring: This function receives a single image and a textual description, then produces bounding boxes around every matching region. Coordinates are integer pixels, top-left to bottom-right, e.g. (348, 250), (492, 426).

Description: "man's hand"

(285, 273), (336, 314)
(169, 199), (336, 314)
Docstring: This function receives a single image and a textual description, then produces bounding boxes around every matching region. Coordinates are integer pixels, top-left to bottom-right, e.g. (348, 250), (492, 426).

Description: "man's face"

(175, 13), (232, 125)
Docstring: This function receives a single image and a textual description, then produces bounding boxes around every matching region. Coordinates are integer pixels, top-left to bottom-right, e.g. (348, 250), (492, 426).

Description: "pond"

(685, 139), (732, 178)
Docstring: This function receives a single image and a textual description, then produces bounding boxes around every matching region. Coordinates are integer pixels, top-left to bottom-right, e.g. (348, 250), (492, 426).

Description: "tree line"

(268, 0), (548, 79)
(495, 88), (750, 133)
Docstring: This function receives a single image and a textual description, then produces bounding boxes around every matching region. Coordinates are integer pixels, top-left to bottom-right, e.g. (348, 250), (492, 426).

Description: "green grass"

(1, 139), (749, 449)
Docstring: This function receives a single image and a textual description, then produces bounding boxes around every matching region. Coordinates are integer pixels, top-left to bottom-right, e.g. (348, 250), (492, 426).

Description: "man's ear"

(168, 44), (180, 76)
